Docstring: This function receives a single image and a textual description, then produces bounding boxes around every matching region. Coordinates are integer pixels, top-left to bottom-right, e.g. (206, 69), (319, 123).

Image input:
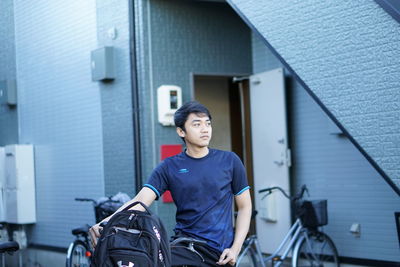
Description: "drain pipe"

(128, 0), (143, 193)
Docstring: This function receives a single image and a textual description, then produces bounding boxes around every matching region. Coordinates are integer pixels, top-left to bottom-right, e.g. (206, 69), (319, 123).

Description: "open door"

(249, 68), (291, 254)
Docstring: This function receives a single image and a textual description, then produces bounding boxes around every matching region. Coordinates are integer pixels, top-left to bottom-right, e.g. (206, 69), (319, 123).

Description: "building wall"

(13, 0), (104, 247)
(0, 0), (18, 146)
(229, 0), (400, 191)
(95, 0), (136, 197)
(134, 0), (252, 234)
(4, 1), (397, 264)
(0, 0), (136, 250)
(252, 32), (400, 262)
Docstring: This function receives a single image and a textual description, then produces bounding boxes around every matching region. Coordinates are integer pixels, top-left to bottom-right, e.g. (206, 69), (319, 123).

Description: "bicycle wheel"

(294, 231), (339, 267)
(236, 246), (258, 267)
(66, 240), (91, 267)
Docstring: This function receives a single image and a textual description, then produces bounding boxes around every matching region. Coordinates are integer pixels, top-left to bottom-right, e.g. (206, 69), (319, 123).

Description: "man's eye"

(193, 123), (200, 127)
(206, 122), (211, 126)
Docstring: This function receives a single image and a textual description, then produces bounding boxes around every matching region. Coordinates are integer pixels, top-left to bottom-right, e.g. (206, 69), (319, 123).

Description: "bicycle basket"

(296, 199), (328, 228)
(94, 200), (123, 223)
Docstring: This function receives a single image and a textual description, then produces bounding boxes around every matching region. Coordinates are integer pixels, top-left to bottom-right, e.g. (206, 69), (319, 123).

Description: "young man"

(90, 101), (252, 266)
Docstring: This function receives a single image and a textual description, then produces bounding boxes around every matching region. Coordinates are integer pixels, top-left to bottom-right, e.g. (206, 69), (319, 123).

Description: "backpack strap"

(122, 201), (152, 214)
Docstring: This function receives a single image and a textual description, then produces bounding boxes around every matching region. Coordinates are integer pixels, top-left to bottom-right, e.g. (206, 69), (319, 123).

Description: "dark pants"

(171, 237), (229, 267)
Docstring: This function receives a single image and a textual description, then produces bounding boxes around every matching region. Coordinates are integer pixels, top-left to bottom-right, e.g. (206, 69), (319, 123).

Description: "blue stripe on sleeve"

(235, 186), (250, 196)
(143, 184), (161, 198)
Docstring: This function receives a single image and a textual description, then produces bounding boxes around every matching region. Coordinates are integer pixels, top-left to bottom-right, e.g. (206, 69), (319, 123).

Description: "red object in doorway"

(160, 144), (183, 203)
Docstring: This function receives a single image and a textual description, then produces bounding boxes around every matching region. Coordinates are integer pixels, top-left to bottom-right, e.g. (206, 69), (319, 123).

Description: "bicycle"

(66, 196), (127, 267)
(236, 185), (339, 267)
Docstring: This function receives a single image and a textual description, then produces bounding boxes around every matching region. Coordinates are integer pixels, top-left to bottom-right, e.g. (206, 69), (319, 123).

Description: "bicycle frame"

(265, 218), (305, 266)
(237, 235), (266, 267)
(239, 218), (307, 267)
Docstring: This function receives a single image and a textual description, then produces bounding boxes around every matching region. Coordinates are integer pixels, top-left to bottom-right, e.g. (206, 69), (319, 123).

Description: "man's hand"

(89, 222), (104, 248)
(217, 247), (239, 266)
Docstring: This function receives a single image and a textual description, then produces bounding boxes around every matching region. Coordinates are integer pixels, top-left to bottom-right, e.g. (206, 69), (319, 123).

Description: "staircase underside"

(227, 0), (400, 195)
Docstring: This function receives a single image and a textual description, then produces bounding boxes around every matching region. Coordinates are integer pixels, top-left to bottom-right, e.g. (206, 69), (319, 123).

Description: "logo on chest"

(178, 168), (189, 173)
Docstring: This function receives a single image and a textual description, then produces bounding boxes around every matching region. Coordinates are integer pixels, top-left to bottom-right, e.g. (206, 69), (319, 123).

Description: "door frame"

(189, 72), (250, 100)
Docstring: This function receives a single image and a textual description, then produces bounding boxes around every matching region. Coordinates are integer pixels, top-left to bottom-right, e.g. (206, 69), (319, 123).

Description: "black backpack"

(91, 201), (171, 267)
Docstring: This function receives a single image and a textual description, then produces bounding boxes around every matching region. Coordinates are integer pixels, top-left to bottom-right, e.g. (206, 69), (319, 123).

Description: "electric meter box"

(0, 80), (17, 106)
(4, 144), (36, 224)
(0, 147), (5, 222)
(157, 85), (182, 126)
(91, 46), (115, 81)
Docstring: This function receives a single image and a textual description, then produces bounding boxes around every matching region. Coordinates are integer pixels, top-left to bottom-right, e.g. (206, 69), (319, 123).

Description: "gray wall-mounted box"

(91, 46), (115, 82)
(0, 80), (17, 106)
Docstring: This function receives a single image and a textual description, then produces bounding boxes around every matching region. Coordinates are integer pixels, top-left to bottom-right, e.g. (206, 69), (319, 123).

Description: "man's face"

(177, 113), (212, 148)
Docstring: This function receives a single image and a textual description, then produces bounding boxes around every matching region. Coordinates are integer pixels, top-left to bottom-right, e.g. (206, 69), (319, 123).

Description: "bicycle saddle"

(0, 241), (19, 254)
(72, 225), (90, 236)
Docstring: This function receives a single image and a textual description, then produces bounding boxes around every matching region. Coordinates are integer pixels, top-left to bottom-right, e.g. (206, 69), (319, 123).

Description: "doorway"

(193, 75), (256, 232)
(193, 70), (290, 254)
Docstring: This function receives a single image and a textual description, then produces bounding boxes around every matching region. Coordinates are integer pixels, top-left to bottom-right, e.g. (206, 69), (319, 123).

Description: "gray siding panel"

(96, 0), (136, 197)
(0, 0), (18, 146)
(252, 32), (400, 262)
(14, 0), (104, 247)
(292, 85), (400, 262)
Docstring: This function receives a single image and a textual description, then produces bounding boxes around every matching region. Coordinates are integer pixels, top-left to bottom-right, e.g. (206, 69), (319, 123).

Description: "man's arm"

(89, 187), (157, 247)
(218, 189), (252, 266)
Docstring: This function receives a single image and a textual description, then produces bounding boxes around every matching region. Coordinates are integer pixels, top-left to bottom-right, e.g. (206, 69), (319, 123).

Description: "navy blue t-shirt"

(144, 148), (249, 253)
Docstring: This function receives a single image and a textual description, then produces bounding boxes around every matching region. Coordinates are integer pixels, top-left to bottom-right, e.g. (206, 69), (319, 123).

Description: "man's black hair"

(174, 101), (212, 132)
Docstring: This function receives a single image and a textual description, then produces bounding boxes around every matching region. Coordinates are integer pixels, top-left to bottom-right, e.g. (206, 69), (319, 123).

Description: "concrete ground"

(3, 248), (376, 267)
(4, 248), (66, 267)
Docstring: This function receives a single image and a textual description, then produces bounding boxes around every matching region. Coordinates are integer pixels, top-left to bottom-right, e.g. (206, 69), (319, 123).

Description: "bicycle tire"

(293, 231), (339, 267)
(66, 240), (91, 267)
(236, 246), (258, 267)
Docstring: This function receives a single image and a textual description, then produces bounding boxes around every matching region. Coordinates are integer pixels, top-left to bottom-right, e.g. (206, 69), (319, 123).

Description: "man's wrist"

(230, 244), (241, 255)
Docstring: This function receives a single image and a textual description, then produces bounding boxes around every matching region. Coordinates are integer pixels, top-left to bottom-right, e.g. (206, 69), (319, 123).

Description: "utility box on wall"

(91, 46), (115, 81)
(157, 85), (182, 126)
(4, 145), (36, 224)
(0, 80), (17, 106)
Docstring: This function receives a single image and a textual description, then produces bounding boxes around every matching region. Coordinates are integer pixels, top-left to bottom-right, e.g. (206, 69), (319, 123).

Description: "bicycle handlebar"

(258, 186), (291, 198)
(258, 184), (309, 201)
(293, 184), (309, 200)
(75, 198), (97, 203)
(75, 197), (122, 205)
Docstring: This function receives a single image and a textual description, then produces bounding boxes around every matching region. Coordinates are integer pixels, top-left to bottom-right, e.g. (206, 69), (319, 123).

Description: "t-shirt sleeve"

(231, 152), (250, 195)
(143, 161), (169, 200)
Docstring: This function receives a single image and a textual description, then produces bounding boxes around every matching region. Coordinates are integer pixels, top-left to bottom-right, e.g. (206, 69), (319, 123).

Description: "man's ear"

(176, 127), (185, 138)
